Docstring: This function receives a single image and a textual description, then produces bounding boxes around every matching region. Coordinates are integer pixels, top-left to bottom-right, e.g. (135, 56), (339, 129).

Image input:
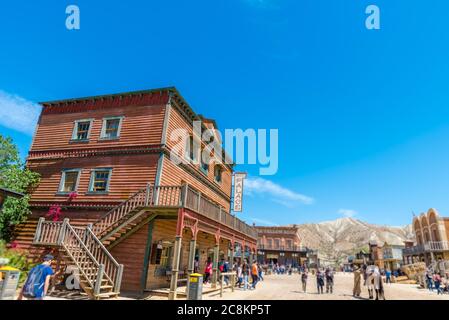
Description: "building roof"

(38, 86), (235, 167)
(0, 187), (24, 198)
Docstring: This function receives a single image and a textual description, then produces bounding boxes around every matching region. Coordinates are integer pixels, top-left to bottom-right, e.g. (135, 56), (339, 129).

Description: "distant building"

(403, 208), (449, 265)
(369, 241), (405, 271)
(255, 225), (308, 267)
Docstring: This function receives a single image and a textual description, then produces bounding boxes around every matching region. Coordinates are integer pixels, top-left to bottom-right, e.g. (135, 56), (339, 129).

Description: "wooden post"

(168, 235), (182, 300)
(212, 243), (219, 289)
(220, 274), (224, 297)
(187, 239), (197, 275)
(33, 217), (45, 243)
(58, 218), (69, 245)
(145, 183), (151, 206)
(182, 184), (189, 207)
(94, 264), (105, 297)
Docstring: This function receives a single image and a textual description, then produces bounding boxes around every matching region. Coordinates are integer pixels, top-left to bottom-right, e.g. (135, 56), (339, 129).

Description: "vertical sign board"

(233, 173), (247, 212)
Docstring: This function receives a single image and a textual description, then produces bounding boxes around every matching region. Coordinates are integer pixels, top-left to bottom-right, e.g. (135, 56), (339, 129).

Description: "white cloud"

(0, 90), (41, 135)
(245, 177), (314, 207)
(338, 209), (358, 218)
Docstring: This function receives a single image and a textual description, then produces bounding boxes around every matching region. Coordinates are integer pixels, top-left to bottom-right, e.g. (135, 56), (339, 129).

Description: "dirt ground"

(204, 272), (449, 300)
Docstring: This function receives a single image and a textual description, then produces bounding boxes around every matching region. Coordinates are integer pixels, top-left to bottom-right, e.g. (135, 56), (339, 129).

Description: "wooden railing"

(424, 241), (449, 252)
(91, 186), (150, 236)
(92, 185), (183, 238)
(83, 225), (124, 293)
(34, 218), (123, 296)
(184, 185), (257, 239)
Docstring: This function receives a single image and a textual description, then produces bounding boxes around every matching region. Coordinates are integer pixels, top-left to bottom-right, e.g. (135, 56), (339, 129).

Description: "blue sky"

(1, 0), (449, 226)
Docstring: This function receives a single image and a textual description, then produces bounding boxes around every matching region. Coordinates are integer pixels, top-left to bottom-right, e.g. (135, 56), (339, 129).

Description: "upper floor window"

(214, 165), (223, 183)
(185, 136), (198, 162)
(89, 168), (112, 193)
(286, 239), (293, 249)
(100, 116), (124, 140)
(72, 119), (93, 141)
(58, 169), (81, 193)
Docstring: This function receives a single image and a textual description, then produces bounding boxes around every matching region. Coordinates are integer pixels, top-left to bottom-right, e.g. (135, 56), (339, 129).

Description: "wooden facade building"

(13, 87), (257, 299)
(255, 225), (307, 267)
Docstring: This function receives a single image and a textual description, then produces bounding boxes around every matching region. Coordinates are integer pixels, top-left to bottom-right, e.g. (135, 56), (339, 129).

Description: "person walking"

(316, 269), (324, 294)
(236, 263), (243, 288)
(385, 269), (392, 284)
(301, 269), (308, 293)
(352, 265), (362, 298)
(258, 263), (264, 281)
(325, 267), (334, 294)
(222, 259), (230, 286)
(20, 254), (55, 300)
(242, 259), (250, 290)
(251, 261), (259, 289)
(373, 267), (385, 300)
(204, 258), (213, 284)
(434, 272), (442, 295)
(426, 269), (434, 291)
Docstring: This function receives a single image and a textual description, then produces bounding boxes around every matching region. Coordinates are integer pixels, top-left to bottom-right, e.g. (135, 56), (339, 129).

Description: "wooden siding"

(28, 154), (159, 203)
(110, 223), (150, 292)
(31, 104), (166, 151)
(165, 105), (232, 198)
(161, 156), (230, 211)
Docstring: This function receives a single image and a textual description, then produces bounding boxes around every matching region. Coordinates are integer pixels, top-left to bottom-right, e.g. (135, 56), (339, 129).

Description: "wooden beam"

(140, 219), (155, 293)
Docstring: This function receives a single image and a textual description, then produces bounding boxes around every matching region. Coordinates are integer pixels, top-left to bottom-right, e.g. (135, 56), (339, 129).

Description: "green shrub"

(0, 240), (36, 284)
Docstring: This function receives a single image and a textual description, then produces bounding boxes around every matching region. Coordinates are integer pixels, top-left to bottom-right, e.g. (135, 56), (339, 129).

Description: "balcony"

(424, 241), (449, 252)
(403, 241), (449, 256)
(257, 245), (307, 253)
(181, 186), (257, 239)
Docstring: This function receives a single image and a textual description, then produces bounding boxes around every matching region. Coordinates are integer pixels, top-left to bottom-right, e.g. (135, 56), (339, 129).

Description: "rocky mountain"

(293, 217), (414, 266)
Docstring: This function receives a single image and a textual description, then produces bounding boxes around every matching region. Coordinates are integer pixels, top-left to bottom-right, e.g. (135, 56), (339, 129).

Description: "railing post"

(85, 223), (93, 243)
(58, 218), (70, 245)
(94, 264), (105, 297)
(197, 191), (201, 213)
(33, 217), (45, 243)
(114, 264), (124, 293)
(145, 183), (151, 206)
(181, 184), (188, 207)
(219, 207), (222, 223)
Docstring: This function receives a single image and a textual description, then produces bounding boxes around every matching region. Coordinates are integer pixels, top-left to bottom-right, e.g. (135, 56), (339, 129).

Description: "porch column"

(212, 243), (220, 289)
(168, 235), (182, 300)
(229, 242), (235, 268)
(187, 238), (197, 275)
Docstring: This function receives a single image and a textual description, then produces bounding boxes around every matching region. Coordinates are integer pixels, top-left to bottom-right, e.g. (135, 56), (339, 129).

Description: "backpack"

(22, 265), (46, 298)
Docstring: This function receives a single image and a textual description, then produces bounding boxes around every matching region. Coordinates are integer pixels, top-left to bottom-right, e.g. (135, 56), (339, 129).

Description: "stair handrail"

(58, 219), (104, 293)
(84, 225), (124, 293)
(92, 184), (151, 236)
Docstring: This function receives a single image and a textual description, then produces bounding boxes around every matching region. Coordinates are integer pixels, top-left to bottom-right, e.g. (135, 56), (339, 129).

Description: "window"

(72, 119), (93, 141)
(89, 169), (112, 193)
(200, 158), (209, 175)
(267, 238), (273, 248)
(58, 169), (81, 193)
(185, 136), (197, 162)
(100, 116), (123, 139)
(286, 239), (293, 249)
(274, 239), (280, 249)
(214, 165), (222, 183)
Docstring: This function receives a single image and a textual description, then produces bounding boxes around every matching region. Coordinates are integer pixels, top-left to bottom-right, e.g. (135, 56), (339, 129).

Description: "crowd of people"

(425, 268), (449, 294)
(202, 257), (265, 291)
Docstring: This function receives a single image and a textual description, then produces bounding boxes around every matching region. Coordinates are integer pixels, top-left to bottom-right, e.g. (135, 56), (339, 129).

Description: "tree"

(0, 135), (40, 241)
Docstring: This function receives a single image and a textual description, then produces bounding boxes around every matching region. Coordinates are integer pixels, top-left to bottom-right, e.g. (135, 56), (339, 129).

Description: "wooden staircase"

(32, 184), (183, 299)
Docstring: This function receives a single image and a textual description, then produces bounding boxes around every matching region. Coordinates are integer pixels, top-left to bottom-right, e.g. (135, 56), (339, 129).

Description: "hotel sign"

(233, 172), (247, 212)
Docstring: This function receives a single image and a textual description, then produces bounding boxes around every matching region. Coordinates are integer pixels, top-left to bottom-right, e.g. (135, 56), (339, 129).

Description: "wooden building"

(255, 225), (307, 267)
(13, 87), (257, 299)
(403, 208), (449, 266)
(369, 241), (404, 271)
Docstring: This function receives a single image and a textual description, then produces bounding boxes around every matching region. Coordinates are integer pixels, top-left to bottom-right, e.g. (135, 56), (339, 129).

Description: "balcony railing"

(183, 186), (257, 239)
(424, 241), (449, 252)
(257, 245), (307, 252)
(403, 241), (449, 255)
